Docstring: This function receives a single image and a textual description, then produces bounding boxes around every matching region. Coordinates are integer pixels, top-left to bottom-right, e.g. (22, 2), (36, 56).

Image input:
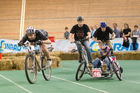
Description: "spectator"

(120, 28), (123, 38)
(131, 25), (140, 50)
(90, 26), (94, 37)
(122, 23), (131, 48)
(113, 23), (120, 38)
(64, 27), (70, 39)
(91, 25), (98, 38)
(123, 23), (131, 37)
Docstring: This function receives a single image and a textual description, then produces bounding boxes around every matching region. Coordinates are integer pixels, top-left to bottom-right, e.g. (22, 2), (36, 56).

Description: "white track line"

(126, 80), (140, 84)
(62, 68), (140, 86)
(60, 67), (74, 71)
(52, 76), (109, 93)
(0, 74), (32, 93)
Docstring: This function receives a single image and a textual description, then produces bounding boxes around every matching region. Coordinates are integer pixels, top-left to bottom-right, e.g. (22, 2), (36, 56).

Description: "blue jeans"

(75, 40), (92, 63)
(92, 57), (111, 70)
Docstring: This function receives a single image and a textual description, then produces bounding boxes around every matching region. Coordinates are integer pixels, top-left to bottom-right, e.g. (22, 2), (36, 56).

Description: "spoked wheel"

(76, 62), (86, 81)
(41, 57), (52, 81)
(112, 62), (122, 81)
(25, 55), (37, 84)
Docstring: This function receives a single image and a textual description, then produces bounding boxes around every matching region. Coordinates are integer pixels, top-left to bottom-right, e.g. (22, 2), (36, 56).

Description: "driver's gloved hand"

(101, 56), (106, 60)
(36, 40), (43, 45)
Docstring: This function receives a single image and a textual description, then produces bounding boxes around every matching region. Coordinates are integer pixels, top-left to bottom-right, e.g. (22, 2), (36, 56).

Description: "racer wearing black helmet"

(18, 26), (52, 63)
(26, 26), (36, 35)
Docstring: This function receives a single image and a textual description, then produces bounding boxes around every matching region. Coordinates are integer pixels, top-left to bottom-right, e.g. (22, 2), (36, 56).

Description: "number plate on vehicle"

(92, 68), (102, 78)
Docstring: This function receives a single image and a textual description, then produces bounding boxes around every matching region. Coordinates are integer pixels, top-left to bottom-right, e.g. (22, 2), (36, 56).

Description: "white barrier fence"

(0, 38), (140, 53)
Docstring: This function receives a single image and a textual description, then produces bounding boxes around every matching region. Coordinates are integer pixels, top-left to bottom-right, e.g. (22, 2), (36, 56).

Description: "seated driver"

(92, 46), (112, 70)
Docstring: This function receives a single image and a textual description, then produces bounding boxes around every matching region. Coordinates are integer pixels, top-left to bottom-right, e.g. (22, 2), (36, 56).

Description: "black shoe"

(78, 58), (83, 63)
(78, 56), (83, 63)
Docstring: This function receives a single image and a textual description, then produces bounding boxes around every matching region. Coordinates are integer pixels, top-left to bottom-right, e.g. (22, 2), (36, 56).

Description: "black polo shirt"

(70, 24), (90, 41)
(93, 27), (113, 41)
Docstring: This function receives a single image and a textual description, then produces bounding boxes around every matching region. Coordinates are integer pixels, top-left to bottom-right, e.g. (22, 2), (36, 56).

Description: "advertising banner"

(0, 38), (139, 53)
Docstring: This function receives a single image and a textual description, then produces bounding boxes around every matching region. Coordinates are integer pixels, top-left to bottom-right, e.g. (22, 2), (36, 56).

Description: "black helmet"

(77, 16), (84, 21)
(26, 26), (35, 35)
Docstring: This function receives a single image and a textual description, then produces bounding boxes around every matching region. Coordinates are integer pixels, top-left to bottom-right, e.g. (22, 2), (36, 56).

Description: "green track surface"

(0, 60), (140, 93)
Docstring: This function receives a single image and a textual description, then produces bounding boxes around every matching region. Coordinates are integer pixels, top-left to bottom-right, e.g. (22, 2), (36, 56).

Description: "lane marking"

(0, 74), (32, 93)
(59, 67), (75, 71)
(52, 76), (109, 93)
(61, 68), (140, 86)
(126, 80), (140, 85)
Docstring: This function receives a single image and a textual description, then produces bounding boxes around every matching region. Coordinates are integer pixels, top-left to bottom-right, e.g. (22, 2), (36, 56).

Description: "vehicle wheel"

(75, 62), (86, 81)
(25, 55), (37, 84)
(112, 62), (122, 81)
(41, 57), (52, 81)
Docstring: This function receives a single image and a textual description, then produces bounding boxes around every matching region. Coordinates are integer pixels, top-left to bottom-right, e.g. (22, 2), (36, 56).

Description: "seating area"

(0, 0), (140, 39)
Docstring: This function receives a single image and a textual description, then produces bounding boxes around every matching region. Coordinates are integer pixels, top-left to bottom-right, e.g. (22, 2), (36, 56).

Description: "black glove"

(18, 42), (23, 46)
(36, 40), (43, 45)
(100, 56), (106, 60)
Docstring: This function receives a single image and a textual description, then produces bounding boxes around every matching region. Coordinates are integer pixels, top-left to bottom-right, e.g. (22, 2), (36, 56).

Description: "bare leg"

(98, 42), (104, 49)
(106, 40), (113, 55)
(41, 44), (51, 59)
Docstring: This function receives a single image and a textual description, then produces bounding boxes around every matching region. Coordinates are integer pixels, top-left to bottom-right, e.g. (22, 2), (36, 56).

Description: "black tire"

(41, 57), (52, 81)
(120, 66), (123, 73)
(25, 55), (37, 84)
(76, 62), (86, 81)
(113, 62), (122, 81)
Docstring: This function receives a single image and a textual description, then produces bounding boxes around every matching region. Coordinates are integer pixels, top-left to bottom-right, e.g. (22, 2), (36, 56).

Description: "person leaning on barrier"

(122, 23), (131, 48)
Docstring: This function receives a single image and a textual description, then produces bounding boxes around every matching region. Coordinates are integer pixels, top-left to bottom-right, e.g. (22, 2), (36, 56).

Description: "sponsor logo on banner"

(0, 39), (27, 52)
(0, 39), (55, 53)
(90, 41), (100, 52)
(90, 41), (139, 52)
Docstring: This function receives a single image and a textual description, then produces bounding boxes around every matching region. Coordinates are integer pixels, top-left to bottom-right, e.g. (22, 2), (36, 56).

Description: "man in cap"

(93, 22), (115, 55)
(70, 16), (93, 69)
